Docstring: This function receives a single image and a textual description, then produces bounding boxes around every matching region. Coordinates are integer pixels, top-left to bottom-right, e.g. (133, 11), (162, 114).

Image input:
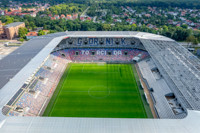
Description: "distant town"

(1, 2), (200, 30)
(0, 1), (200, 49)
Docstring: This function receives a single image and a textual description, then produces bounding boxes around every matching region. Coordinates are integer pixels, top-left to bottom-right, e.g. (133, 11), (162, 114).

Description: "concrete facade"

(0, 21), (6, 39)
(0, 21), (25, 40)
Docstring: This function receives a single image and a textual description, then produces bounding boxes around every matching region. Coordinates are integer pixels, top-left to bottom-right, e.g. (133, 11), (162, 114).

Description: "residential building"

(26, 31), (38, 39)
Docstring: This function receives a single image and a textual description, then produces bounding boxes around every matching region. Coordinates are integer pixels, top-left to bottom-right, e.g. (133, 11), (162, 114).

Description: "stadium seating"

(7, 48), (148, 116)
(8, 111), (20, 116)
(52, 48), (149, 62)
(141, 39), (200, 111)
(138, 59), (187, 119)
(7, 54), (68, 116)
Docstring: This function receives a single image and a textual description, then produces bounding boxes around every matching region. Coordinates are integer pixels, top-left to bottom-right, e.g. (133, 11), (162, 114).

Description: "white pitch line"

(49, 65), (72, 116)
(82, 63), (85, 72)
(129, 65), (147, 117)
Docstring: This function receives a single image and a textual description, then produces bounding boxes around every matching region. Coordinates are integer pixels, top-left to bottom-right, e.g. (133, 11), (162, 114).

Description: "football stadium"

(0, 31), (200, 132)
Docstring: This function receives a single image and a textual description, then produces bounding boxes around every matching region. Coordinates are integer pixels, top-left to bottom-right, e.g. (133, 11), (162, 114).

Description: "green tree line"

(1, 15), (200, 43)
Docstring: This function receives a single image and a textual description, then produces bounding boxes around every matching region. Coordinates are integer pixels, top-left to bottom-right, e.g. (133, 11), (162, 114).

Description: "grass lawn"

(43, 63), (147, 118)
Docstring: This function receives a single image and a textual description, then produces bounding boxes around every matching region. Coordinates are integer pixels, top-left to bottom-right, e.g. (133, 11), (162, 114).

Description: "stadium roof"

(140, 39), (200, 111)
(0, 110), (200, 133)
(64, 31), (173, 41)
(0, 37), (53, 89)
(0, 31), (200, 133)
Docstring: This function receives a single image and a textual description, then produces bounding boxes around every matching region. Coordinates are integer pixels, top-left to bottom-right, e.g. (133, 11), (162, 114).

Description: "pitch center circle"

(88, 85), (110, 99)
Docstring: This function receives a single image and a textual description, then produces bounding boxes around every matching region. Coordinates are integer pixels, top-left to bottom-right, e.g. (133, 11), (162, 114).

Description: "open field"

(43, 63), (148, 118)
(0, 43), (19, 60)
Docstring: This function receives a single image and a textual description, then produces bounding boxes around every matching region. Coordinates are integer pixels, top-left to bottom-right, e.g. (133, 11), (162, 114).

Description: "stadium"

(0, 31), (200, 132)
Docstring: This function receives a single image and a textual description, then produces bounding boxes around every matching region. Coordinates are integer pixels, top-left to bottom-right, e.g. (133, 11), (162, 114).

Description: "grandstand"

(0, 31), (200, 132)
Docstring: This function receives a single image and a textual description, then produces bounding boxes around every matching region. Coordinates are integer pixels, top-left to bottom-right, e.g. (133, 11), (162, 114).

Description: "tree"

(18, 27), (28, 38)
(102, 24), (111, 31)
(5, 16), (14, 24)
(131, 24), (137, 31)
(48, 30), (57, 34)
(163, 25), (168, 32)
(181, 24), (188, 29)
(19, 38), (25, 42)
(29, 22), (36, 30)
(186, 36), (195, 45)
(172, 27), (191, 41)
(38, 30), (46, 36)
(192, 38), (199, 45)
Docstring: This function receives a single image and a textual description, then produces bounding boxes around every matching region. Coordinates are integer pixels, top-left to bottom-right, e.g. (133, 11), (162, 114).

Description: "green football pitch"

(43, 63), (147, 118)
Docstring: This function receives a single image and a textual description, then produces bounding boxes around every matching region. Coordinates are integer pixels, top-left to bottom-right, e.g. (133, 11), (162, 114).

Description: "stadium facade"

(0, 31), (200, 132)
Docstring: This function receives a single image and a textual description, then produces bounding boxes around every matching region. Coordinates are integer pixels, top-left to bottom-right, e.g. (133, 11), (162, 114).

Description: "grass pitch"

(43, 63), (147, 118)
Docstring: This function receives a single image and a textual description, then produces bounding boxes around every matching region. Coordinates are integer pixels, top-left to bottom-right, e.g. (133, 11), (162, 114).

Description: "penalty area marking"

(88, 85), (110, 99)
(97, 62), (106, 66)
(82, 63), (85, 72)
